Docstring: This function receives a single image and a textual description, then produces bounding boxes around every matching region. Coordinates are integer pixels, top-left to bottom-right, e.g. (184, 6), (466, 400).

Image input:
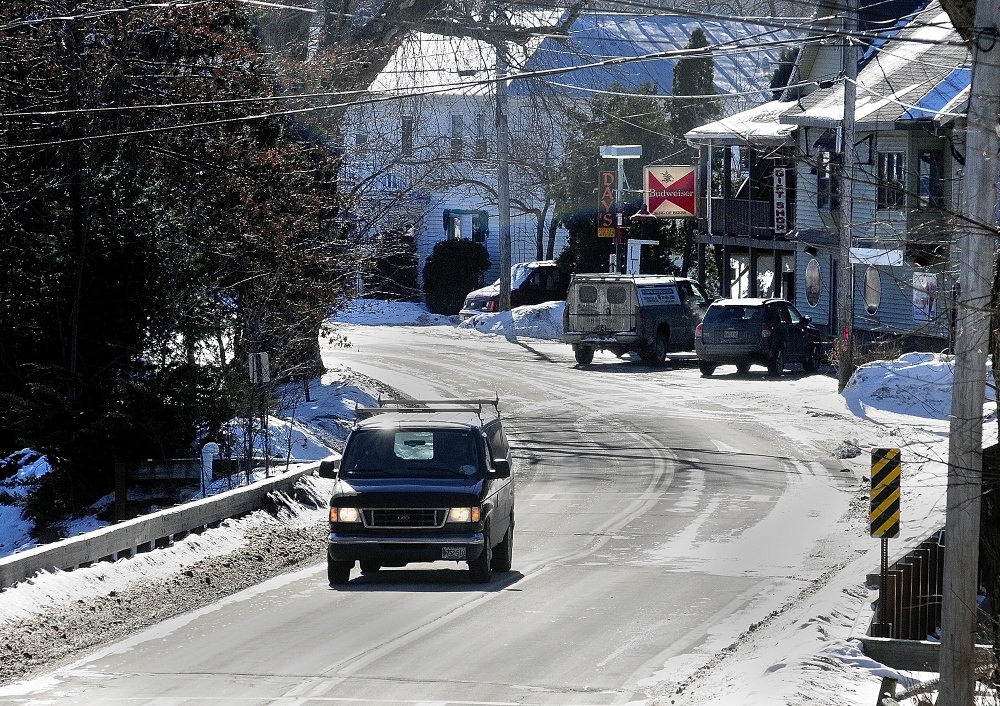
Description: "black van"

(320, 398), (514, 585)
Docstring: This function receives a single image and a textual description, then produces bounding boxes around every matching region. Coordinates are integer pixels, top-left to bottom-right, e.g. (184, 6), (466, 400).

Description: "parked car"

(695, 298), (823, 376)
(319, 398), (514, 585)
(459, 260), (568, 320)
(562, 273), (711, 366)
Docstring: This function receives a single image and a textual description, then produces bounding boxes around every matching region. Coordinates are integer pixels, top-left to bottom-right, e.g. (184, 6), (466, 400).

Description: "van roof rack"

(354, 395), (500, 422)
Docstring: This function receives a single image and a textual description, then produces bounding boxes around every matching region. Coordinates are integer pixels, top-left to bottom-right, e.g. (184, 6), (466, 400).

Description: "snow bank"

(458, 301), (564, 341)
(332, 298), (456, 326)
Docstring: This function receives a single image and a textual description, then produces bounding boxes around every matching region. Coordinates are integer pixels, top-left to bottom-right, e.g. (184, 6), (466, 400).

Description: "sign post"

(870, 447), (901, 637)
(600, 145), (642, 272)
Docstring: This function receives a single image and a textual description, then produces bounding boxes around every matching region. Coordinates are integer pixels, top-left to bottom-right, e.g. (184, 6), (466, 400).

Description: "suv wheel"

(469, 529), (493, 583)
(491, 522), (513, 572)
(698, 360), (716, 376)
(768, 346), (786, 376)
(736, 361), (751, 375)
(328, 558), (353, 586)
(574, 346), (594, 365)
(359, 560), (381, 574)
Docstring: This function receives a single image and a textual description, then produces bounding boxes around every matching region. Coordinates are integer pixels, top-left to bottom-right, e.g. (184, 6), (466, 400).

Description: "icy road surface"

(1, 321), (880, 705)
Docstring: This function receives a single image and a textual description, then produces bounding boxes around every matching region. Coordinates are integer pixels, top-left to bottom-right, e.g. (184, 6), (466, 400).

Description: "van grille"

(363, 508), (446, 528)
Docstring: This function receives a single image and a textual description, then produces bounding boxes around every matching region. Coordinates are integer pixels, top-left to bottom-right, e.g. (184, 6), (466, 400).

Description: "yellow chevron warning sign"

(870, 448), (901, 538)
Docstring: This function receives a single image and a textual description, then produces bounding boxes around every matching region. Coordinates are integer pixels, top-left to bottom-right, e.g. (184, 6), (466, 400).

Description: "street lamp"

(600, 145), (642, 272)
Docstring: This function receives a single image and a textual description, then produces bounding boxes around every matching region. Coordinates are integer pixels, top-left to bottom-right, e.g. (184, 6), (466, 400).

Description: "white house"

(340, 11), (804, 289)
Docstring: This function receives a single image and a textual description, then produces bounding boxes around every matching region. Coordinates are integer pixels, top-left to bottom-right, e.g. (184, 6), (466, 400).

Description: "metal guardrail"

(0, 456), (339, 590)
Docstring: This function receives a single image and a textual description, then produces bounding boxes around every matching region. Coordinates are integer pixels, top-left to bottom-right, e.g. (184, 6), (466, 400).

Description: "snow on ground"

(458, 301), (566, 341)
(0, 297), (989, 704)
(331, 300), (982, 706)
(0, 364), (378, 559)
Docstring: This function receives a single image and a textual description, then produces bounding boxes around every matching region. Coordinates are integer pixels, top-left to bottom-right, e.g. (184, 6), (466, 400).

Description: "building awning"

(685, 100), (798, 147)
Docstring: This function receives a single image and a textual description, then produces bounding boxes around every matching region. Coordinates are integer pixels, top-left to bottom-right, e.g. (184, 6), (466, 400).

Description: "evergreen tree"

(671, 28), (722, 160)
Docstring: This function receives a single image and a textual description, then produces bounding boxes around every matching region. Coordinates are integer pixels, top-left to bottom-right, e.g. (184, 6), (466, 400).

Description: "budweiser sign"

(644, 166), (696, 218)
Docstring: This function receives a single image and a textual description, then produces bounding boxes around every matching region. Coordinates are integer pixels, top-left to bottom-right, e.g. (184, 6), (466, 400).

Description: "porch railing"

(700, 197), (783, 238)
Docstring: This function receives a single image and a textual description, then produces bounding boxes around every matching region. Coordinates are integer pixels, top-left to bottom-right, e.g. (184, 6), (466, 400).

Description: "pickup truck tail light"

(761, 324), (773, 338)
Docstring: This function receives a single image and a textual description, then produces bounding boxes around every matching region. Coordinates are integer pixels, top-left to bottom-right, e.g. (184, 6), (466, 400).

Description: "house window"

(355, 131), (368, 154)
(401, 116), (414, 158)
(451, 114), (464, 159)
(877, 151), (906, 209)
(817, 151), (840, 210)
(475, 114), (488, 159)
(917, 150), (944, 208)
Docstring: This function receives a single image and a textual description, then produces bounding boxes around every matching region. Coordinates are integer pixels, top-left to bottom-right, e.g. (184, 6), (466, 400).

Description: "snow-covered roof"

(510, 13), (802, 111)
(368, 12), (801, 111)
(685, 99), (799, 146)
(367, 9), (562, 97)
(781, 4), (969, 130)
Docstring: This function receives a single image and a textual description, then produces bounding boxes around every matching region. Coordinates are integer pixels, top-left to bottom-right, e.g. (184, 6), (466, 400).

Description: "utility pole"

(495, 33), (512, 311)
(938, 1), (1000, 702)
(836, 0), (857, 393)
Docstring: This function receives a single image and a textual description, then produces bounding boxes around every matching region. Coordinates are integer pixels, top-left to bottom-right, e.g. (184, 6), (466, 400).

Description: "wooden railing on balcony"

(700, 197), (786, 239)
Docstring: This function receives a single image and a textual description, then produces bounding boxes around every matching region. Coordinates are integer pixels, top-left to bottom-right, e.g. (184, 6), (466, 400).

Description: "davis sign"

(645, 166), (696, 218)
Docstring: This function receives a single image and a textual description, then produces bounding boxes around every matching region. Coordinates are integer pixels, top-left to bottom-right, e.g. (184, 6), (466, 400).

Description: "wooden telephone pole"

(836, 0), (858, 393)
(938, 2), (1000, 703)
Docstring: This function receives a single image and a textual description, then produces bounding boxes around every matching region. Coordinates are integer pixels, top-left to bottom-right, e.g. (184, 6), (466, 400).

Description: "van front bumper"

(328, 532), (486, 563)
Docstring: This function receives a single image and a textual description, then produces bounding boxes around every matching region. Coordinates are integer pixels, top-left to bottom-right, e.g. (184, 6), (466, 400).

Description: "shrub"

(422, 239), (491, 315)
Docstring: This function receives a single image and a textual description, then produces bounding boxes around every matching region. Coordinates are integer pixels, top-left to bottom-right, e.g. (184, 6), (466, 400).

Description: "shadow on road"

(328, 569), (525, 593)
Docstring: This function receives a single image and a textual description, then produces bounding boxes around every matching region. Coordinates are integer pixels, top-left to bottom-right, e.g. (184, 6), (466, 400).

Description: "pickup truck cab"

(562, 274), (710, 366)
(321, 398), (514, 585)
(459, 260), (568, 320)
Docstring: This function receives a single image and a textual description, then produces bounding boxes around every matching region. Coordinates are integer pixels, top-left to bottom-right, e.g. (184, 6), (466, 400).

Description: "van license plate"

(724, 330), (739, 338)
(442, 547), (466, 560)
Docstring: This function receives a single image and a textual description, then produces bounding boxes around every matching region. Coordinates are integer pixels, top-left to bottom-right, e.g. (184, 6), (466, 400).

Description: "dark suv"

(695, 298), (823, 376)
(320, 398), (514, 585)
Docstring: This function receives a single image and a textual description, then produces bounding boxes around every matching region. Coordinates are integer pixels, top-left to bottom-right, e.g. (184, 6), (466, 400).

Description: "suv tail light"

(695, 322), (703, 339)
(761, 323), (773, 338)
(635, 309), (643, 331)
(487, 300), (497, 312)
(562, 305), (569, 329)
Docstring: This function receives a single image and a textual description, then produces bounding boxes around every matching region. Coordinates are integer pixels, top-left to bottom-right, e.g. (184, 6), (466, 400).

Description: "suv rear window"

(342, 429), (481, 478)
(705, 305), (763, 325)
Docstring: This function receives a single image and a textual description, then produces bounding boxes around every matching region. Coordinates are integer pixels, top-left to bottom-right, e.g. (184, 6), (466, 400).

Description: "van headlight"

(331, 507), (361, 523)
(447, 507), (481, 523)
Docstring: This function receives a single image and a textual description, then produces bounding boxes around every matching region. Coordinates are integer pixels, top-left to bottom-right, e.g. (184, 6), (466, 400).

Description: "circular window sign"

(805, 258), (822, 307)
(864, 266), (882, 314)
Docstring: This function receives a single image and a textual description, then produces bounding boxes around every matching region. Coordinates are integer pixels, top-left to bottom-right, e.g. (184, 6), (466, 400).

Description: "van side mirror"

(318, 459), (340, 478)
(490, 459), (511, 478)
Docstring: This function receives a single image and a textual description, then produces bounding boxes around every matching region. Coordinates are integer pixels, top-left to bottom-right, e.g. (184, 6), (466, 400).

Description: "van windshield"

(341, 429), (482, 479)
